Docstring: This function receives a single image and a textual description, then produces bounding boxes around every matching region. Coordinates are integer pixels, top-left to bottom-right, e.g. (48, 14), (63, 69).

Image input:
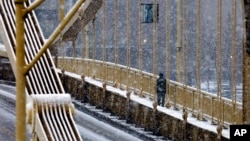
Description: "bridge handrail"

(59, 57), (242, 102)
(56, 57), (243, 125)
(168, 79), (242, 106)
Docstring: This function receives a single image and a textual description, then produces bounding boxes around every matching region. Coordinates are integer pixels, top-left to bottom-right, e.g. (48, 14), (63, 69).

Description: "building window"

(141, 4), (159, 23)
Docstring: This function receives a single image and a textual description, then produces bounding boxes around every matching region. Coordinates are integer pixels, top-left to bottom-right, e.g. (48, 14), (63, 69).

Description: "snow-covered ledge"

(56, 69), (229, 141)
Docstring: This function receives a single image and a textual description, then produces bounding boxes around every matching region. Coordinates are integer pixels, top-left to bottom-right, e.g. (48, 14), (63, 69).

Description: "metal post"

(56, 0), (64, 68)
(166, 0), (171, 107)
(15, 1), (26, 140)
(126, 0), (131, 89)
(81, 23), (85, 74)
(55, 0), (64, 68)
(138, 0), (143, 96)
(176, 0), (181, 82)
(85, 25), (89, 59)
(102, 1), (107, 81)
(85, 25), (89, 76)
(231, 0), (237, 123)
(196, 0), (202, 120)
(59, 0), (64, 22)
(153, 0), (158, 100)
(72, 40), (76, 72)
(61, 40), (65, 69)
(217, 0), (223, 124)
(114, 0), (118, 84)
(183, 0), (188, 109)
(92, 18), (96, 77)
(242, 0), (250, 124)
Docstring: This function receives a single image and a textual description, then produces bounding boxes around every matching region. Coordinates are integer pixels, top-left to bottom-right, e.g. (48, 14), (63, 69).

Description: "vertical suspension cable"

(176, 0), (181, 82)
(126, 0), (131, 89)
(61, 39), (65, 70)
(59, 0), (65, 70)
(85, 25), (90, 76)
(138, 0), (143, 95)
(57, 0), (65, 68)
(231, 0), (237, 123)
(166, 0), (171, 107)
(92, 18), (96, 78)
(59, 0), (64, 24)
(85, 25), (89, 59)
(217, 0), (223, 124)
(72, 40), (76, 73)
(183, 0), (188, 109)
(196, 0), (202, 120)
(102, 1), (107, 82)
(114, 0), (118, 84)
(153, 0), (158, 98)
(81, 24), (85, 75)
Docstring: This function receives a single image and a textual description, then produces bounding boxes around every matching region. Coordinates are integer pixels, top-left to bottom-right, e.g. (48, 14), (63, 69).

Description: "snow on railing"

(56, 57), (243, 127)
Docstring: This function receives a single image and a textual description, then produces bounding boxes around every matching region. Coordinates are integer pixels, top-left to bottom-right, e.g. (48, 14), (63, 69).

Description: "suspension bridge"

(0, 0), (250, 140)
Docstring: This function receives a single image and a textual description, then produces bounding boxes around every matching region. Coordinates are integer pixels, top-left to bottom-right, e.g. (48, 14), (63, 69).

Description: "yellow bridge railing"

(57, 57), (243, 127)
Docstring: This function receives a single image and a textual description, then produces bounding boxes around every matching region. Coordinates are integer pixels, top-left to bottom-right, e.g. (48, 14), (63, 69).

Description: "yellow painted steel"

(196, 0), (203, 120)
(217, 0), (223, 124)
(11, 0), (249, 135)
(138, 0), (143, 96)
(153, 0), (158, 100)
(102, 1), (107, 82)
(114, 0), (118, 85)
(59, 0), (64, 22)
(55, 0), (65, 68)
(15, 1), (27, 140)
(57, 57), (243, 126)
(91, 18), (96, 78)
(182, 0), (188, 109)
(85, 25), (90, 76)
(126, 0), (131, 90)
(231, 0), (237, 123)
(24, 0), (44, 13)
(60, 41), (65, 69)
(166, 0), (171, 107)
(14, 0), (86, 140)
(48, 0), (250, 130)
(85, 25), (89, 59)
(59, 0), (65, 71)
(176, 0), (181, 82)
(81, 21), (86, 75)
(242, 0), (250, 124)
(72, 40), (77, 72)
(24, 0), (86, 74)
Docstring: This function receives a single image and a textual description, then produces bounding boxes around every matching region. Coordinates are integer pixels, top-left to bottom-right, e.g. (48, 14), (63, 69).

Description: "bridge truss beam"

(243, 0), (250, 124)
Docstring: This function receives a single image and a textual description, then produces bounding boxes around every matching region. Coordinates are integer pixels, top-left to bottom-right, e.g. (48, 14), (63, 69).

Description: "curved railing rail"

(57, 57), (243, 127)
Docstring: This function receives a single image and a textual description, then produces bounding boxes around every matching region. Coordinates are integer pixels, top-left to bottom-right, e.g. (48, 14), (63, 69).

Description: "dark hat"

(159, 73), (163, 77)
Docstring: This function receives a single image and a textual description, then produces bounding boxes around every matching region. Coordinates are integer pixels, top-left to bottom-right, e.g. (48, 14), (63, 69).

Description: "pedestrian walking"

(157, 73), (166, 107)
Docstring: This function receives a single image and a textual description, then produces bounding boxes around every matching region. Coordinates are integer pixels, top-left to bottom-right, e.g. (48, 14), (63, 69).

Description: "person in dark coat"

(157, 73), (166, 107)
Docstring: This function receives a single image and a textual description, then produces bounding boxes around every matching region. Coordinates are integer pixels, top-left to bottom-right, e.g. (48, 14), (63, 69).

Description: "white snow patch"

(30, 93), (72, 104)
